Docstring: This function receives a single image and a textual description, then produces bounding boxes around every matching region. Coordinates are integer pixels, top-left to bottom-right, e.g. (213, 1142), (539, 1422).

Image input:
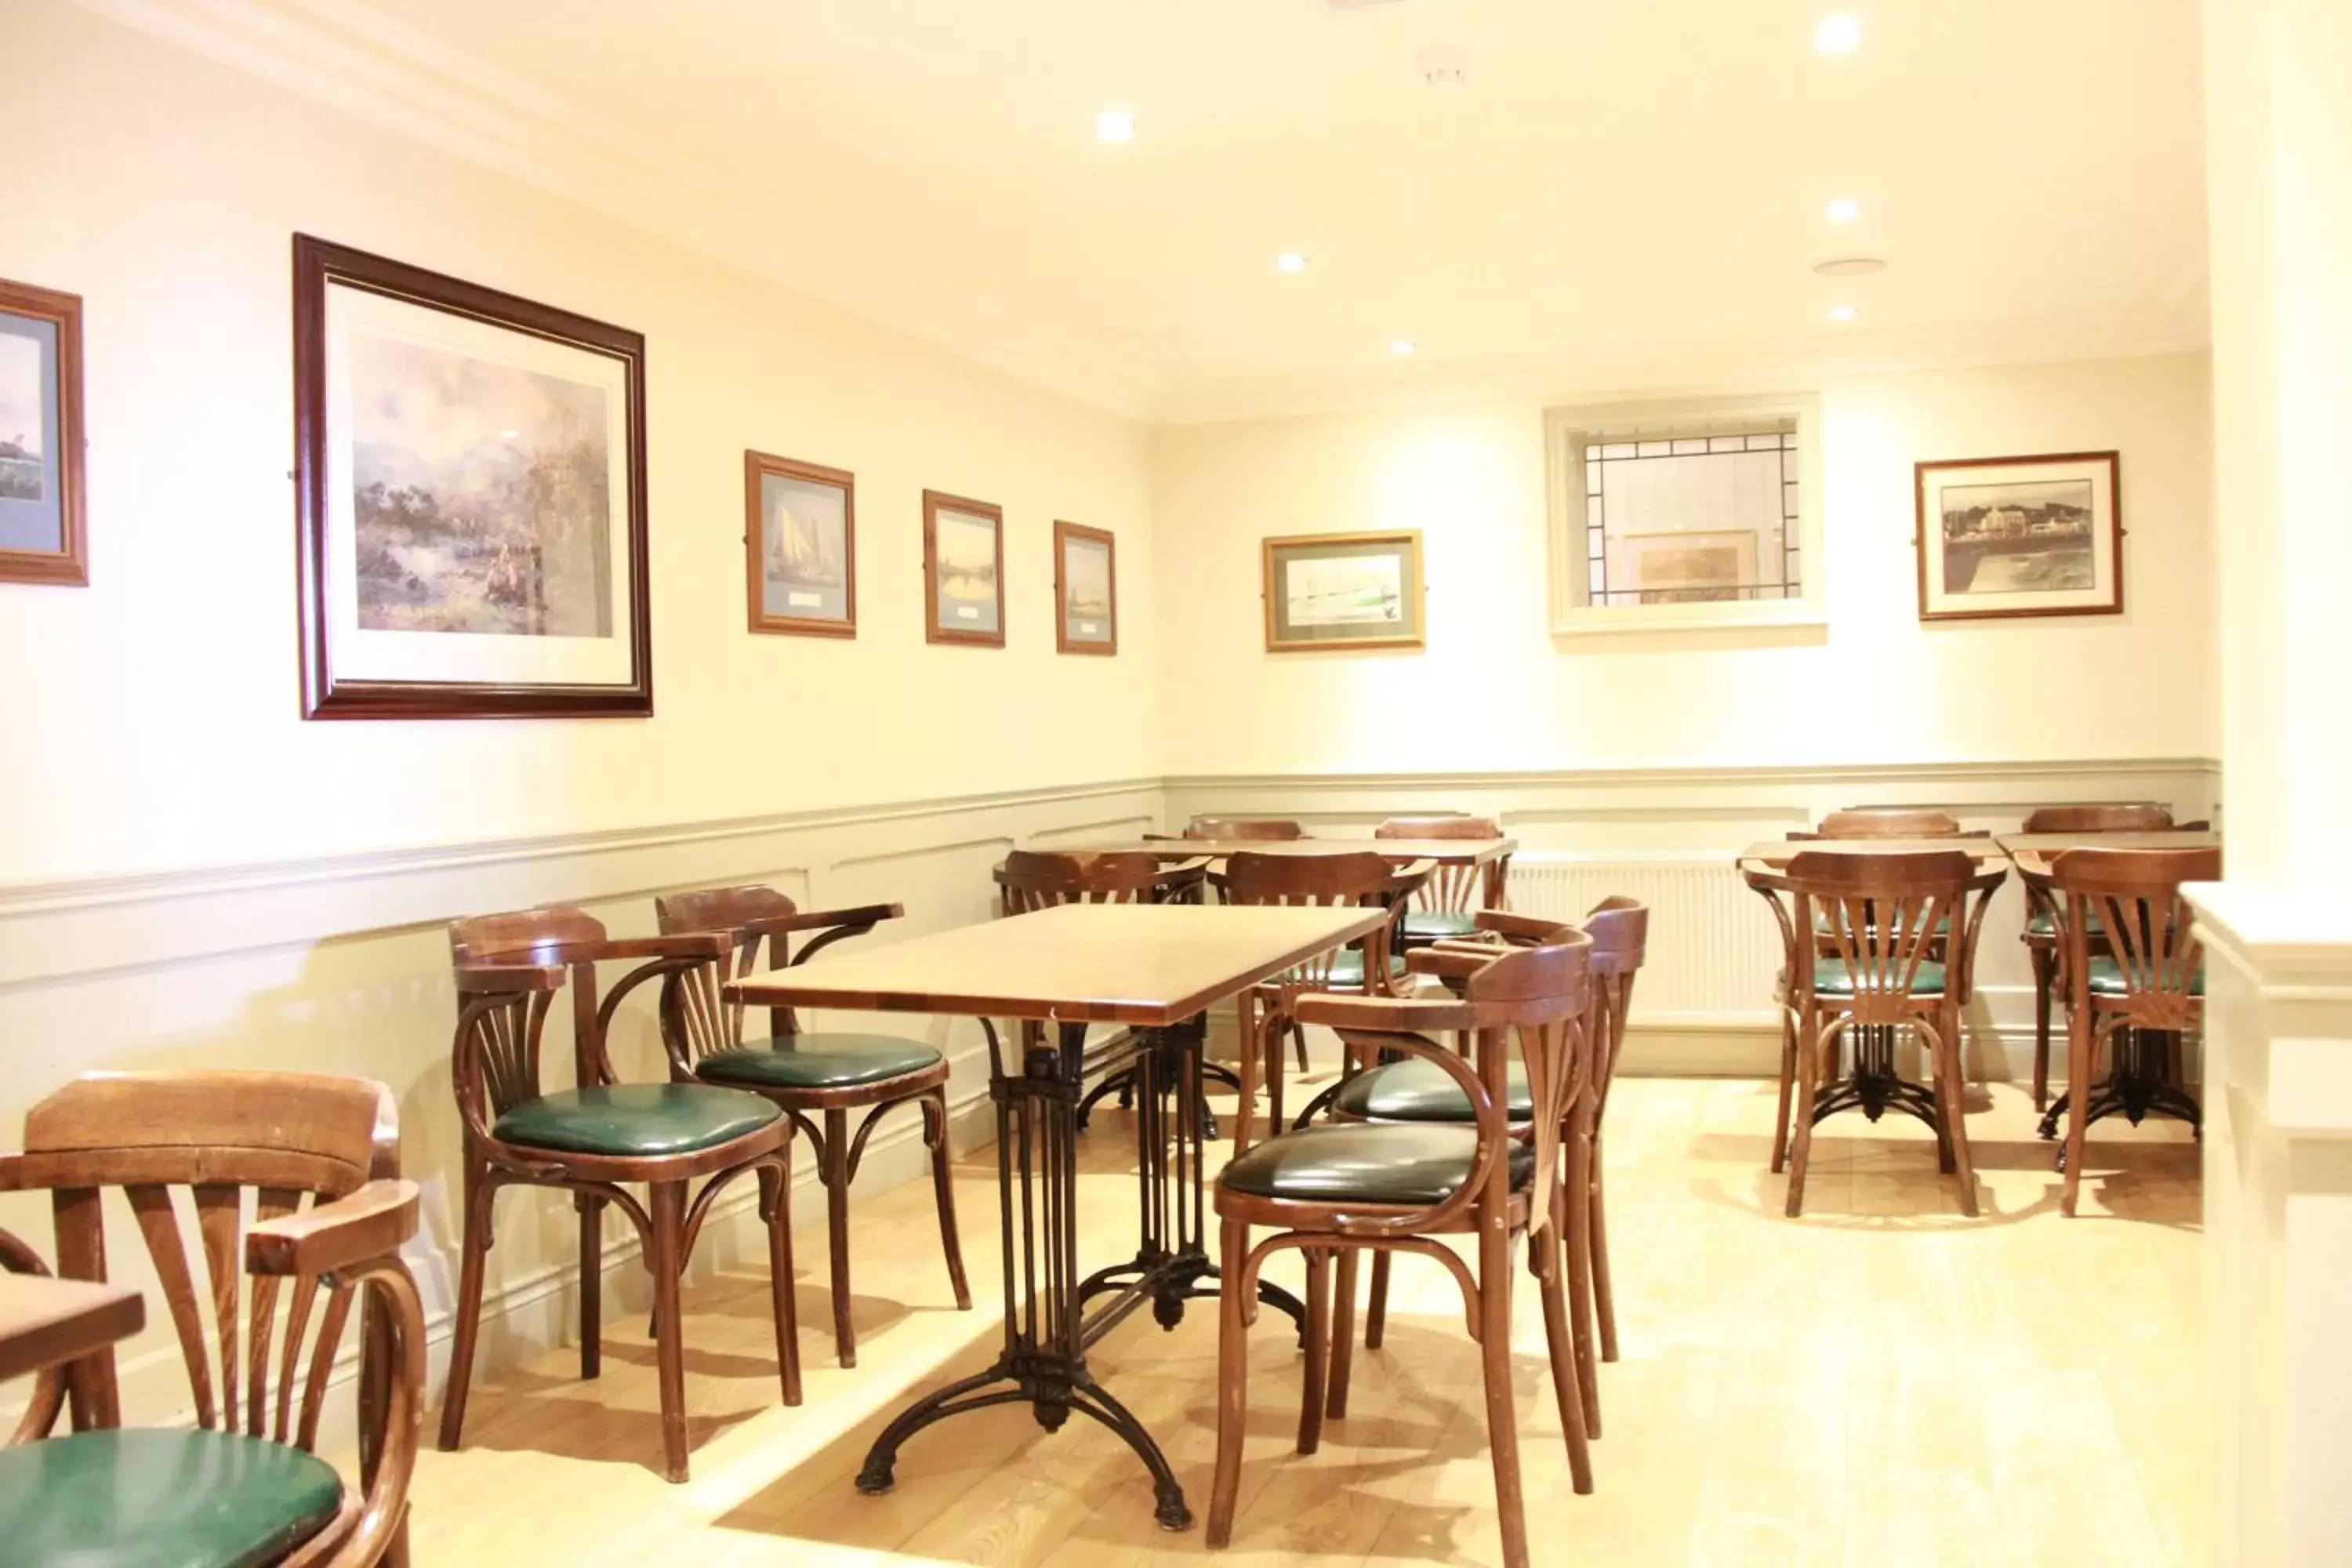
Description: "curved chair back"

(1377, 814), (1506, 919)
(1186, 815), (1307, 841)
(1221, 850), (1410, 993)
(2049, 846), (2221, 1028)
(993, 850), (1203, 915)
(448, 903), (606, 965)
(1374, 814), (1491, 837)
(2022, 803), (2174, 834)
(1580, 898), (1650, 1110)
(1812, 808), (1966, 840)
(1465, 937), (1593, 1241)
(1784, 850), (1979, 1022)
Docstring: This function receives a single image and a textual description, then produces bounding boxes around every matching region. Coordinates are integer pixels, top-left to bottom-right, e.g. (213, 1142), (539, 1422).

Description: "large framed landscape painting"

(1617, 530), (1757, 605)
(924, 489), (1004, 647)
(292, 235), (651, 718)
(1916, 451), (2122, 623)
(0, 277), (87, 586)
(1054, 520), (1116, 655)
(746, 451), (855, 637)
(1262, 529), (1425, 652)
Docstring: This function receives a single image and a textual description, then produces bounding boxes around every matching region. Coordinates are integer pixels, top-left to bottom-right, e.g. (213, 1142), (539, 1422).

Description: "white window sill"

(1548, 598), (1829, 640)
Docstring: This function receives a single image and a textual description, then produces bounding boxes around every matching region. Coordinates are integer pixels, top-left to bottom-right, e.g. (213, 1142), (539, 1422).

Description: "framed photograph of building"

(1262, 529), (1425, 652)
(746, 451), (855, 637)
(1053, 520), (1116, 655)
(0, 276), (87, 586)
(924, 489), (1004, 647)
(1915, 451), (2122, 622)
(292, 235), (652, 718)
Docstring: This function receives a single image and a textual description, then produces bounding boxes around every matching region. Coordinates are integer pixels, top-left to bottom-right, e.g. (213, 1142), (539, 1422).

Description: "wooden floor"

(406, 1076), (2202, 1567)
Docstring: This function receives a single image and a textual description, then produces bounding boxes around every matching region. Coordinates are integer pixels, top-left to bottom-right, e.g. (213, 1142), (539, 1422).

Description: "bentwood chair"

(993, 851), (1221, 1131)
(1778, 850), (2006, 1218)
(654, 886), (971, 1367)
(1187, 816), (1308, 840)
(1219, 849), (1428, 1145)
(1206, 937), (1598, 1568)
(2016, 803), (2176, 1111)
(440, 911), (795, 1483)
(2049, 845), (2220, 1216)
(1374, 815), (1512, 949)
(0, 1071), (425, 1566)
(1805, 807), (1977, 840)
(1328, 902), (1649, 1436)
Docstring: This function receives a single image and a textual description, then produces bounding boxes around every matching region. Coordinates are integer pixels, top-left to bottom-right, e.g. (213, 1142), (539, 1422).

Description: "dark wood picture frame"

(1262, 528), (1427, 652)
(1052, 520), (1117, 655)
(923, 488), (1005, 648)
(1915, 449), (2123, 624)
(292, 234), (652, 719)
(0, 277), (88, 587)
(745, 451), (856, 638)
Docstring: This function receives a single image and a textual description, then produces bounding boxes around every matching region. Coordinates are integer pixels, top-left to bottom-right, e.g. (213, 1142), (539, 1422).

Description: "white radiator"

(1503, 853), (1781, 1030)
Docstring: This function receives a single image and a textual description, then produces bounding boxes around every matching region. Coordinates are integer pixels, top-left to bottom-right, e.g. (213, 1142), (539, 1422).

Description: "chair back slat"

(994, 850), (1193, 915)
(2052, 846), (2220, 1026)
(1221, 850), (1403, 991)
(125, 1184), (216, 1428)
(272, 1272), (324, 1443)
(1377, 816), (1501, 916)
(1784, 851), (1976, 1023)
(2020, 802), (2175, 833)
(455, 985), (555, 1123)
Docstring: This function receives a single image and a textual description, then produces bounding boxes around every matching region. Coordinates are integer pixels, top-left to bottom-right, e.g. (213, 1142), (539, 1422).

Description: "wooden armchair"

(654, 884), (972, 1367)
(1806, 807), (1976, 840)
(2015, 803), (2175, 1111)
(1374, 814), (1512, 947)
(1206, 937), (1598, 1568)
(0, 1071), (425, 1566)
(440, 909), (795, 1483)
(1185, 815), (1307, 840)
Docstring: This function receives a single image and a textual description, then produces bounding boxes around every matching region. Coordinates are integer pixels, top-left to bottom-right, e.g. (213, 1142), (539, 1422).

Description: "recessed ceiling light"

(1276, 252), (1308, 274)
(1095, 108), (1135, 143)
(1390, 339), (1417, 358)
(1813, 256), (1888, 277)
(1815, 14), (1863, 53)
(1828, 304), (1857, 323)
(1825, 197), (1861, 224)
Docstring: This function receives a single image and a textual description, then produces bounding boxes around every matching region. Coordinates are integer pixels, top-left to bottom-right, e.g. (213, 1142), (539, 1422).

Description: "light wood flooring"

(406, 1076), (2201, 1566)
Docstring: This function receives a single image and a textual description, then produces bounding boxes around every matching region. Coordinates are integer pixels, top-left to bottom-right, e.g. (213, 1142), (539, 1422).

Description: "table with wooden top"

(1994, 829), (2221, 877)
(726, 899), (1385, 1530)
(1737, 837), (2009, 869)
(0, 1272), (143, 1385)
(1045, 835), (1515, 869)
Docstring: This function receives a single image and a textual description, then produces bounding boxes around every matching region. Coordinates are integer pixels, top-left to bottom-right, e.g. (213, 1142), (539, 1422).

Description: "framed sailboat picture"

(746, 450), (855, 637)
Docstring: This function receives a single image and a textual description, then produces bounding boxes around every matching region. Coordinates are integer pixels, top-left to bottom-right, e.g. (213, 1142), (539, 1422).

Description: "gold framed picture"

(1053, 520), (1116, 655)
(1261, 530), (1425, 653)
(745, 451), (855, 637)
(1915, 451), (2122, 622)
(0, 275), (87, 587)
(923, 489), (1004, 647)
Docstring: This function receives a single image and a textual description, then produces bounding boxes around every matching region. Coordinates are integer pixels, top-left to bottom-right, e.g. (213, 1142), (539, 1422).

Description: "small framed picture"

(293, 235), (652, 718)
(1053, 521), (1116, 655)
(746, 452), (855, 637)
(1262, 529), (1425, 652)
(1916, 451), (2122, 622)
(924, 490), (1004, 647)
(1615, 530), (1757, 604)
(0, 277), (87, 587)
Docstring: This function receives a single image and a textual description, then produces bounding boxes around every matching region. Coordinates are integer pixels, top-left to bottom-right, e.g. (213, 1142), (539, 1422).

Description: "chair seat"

(1402, 909), (1482, 940)
(0, 1428), (344, 1568)
(1316, 949), (1413, 990)
(1814, 911), (1954, 937)
(2087, 956), (2204, 998)
(1331, 1058), (1533, 1123)
(1812, 958), (1947, 997)
(2026, 910), (2107, 938)
(492, 1084), (780, 1157)
(696, 1033), (943, 1091)
(1219, 1123), (1535, 1207)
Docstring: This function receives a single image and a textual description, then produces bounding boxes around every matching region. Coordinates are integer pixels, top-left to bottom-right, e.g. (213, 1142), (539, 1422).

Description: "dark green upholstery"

(1219, 1123), (1534, 1206)
(1330, 1058), (1533, 1123)
(492, 1083), (779, 1156)
(2026, 909), (2106, 938)
(1316, 949), (1412, 990)
(0, 1429), (343, 1568)
(1402, 909), (1481, 940)
(1814, 911), (1954, 936)
(1811, 958), (1947, 997)
(2087, 956), (2204, 997)
(696, 1033), (942, 1092)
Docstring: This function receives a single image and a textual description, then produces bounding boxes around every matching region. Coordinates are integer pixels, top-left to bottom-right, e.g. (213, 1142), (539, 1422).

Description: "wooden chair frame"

(0, 1070), (426, 1567)
(1205, 938), (1595, 1568)
(1185, 815), (1308, 840)
(653, 885), (970, 1369)
(2014, 803), (2175, 1112)
(440, 909), (795, 1483)
(1374, 815), (1512, 950)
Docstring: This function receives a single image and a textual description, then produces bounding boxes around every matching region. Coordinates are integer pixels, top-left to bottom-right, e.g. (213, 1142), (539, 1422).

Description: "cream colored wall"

(1149, 354), (2217, 774)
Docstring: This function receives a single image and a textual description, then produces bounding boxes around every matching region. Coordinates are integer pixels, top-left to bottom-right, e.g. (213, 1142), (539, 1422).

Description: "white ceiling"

(93, 0), (2211, 420)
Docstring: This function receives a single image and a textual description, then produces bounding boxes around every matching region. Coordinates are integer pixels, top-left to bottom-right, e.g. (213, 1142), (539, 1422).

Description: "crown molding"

(68, 0), (1166, 420)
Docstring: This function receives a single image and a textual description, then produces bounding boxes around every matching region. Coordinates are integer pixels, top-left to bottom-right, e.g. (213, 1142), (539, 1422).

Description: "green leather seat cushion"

(2026, 910), (2107, 937)
(0, 1428), (343, 1568)
(1220, 1123), (1534, 1206)
(1402, 909), (1482, 939)
(1813, 911), (1954, 936)
(1330, 1058), (1533, 1123)
(492, 1083), (780, 1156)
(696, 1033), (943, 1091)
(1812, 958), (1947, 997)
(2087, 956), (2204, 997)
(1316, 949), (1413, 990)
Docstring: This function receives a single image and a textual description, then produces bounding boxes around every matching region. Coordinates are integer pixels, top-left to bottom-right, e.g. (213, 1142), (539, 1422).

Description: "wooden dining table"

(0, 1272), (143, 1385)
(1044, 834), (1515, 870)
(1737, 836), (2009, 869)
(725, 898), (1385, 1531)
(1994, 829), (2221, 877)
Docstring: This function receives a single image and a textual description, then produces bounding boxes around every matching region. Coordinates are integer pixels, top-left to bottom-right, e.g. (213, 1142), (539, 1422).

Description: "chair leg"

(1770, 1005), (1798, 1174)
(922, 1090), (973, 1311)
(1785, 1020), (1825, 1218)
(2031, 949), (2056, 1112)
(1563, 1127), (1601, 1438)
(1298, 1248), (1331, 1455)
(1533, 1203), (1595, 1494)
(1590, 1134), (1618, 1363)
(1365, 1251), (1391, 1349)
(578, 1193), (603, 1379)
(1936, 1008), (1980, 1218)
(1291, 1019), (1310, 1075)
(1266, 1010), (1288, 1138)
(1325, 1250), (1358, 1421)
(436, 1164), (493, 1452)
(2063, 1016), (2094, 1218)
(759, 1161), (801, 1407)
(1478, 1225), (1532, 1567)
(1206, 1218), (1251, 1550)
(649, 1180), (690, 1483)
(823, 1108), (856, 1367)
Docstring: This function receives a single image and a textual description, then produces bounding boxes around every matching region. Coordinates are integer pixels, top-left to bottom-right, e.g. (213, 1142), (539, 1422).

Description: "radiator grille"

(1505, 854), (1780, 1025)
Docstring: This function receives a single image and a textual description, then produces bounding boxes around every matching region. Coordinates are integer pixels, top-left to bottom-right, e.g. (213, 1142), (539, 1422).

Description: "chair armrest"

(454, 961), (566, 994)
(1293, 992), (1483, 1035)
(590, 932), (735, 961)
(247, 1180), (420, 1278)
(1405, 949), (1494, 985)
(0, 1151), (25, 1194)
